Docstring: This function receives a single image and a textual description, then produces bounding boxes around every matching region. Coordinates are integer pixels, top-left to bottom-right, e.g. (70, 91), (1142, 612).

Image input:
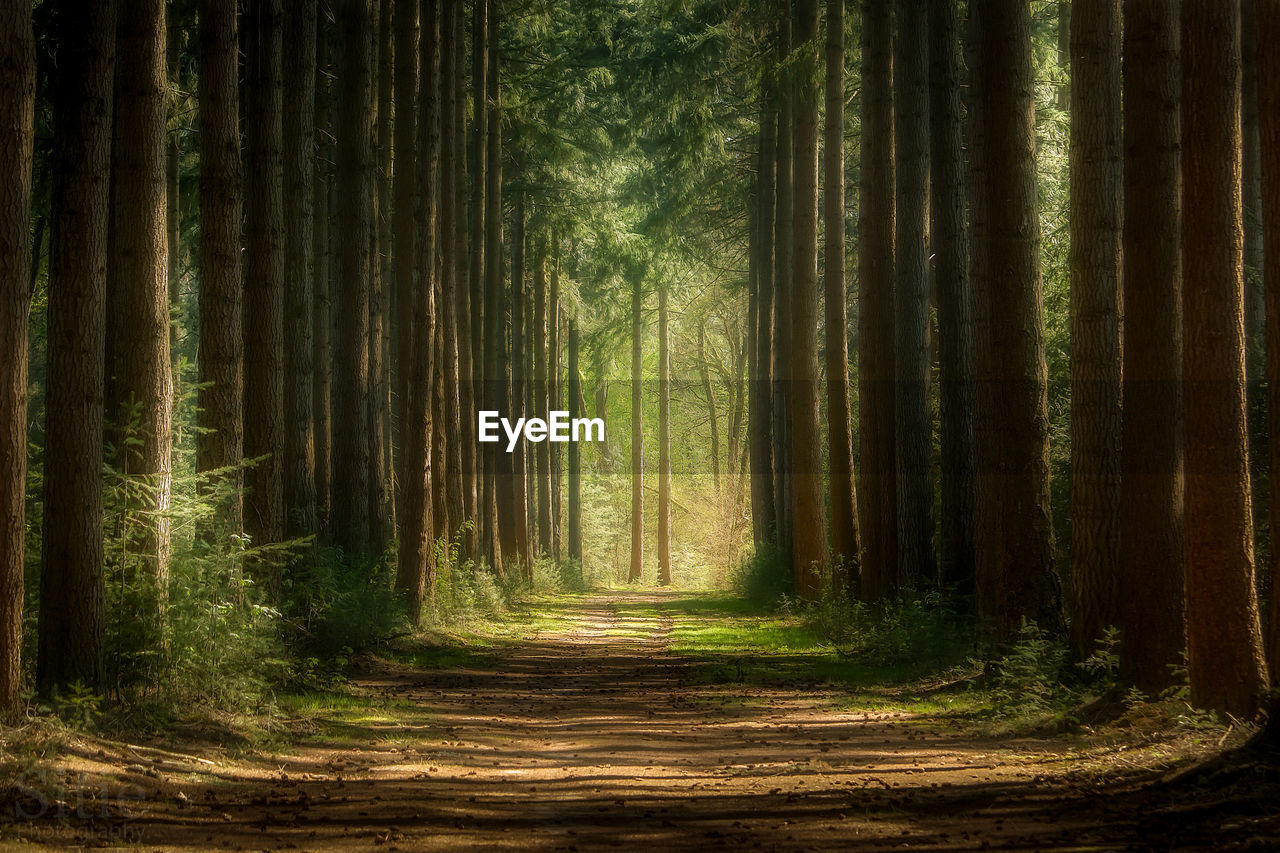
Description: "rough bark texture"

(534, 238), (552, 553)
(0, 0), (33, 722)
(630, 274), (644, 583)
(1118, 0), (1185, 696)
(548, 249), (561, 559)
(508, 194), (531, 579)
(1262, 0), (1280, 686)
(857, 0), (897, 601)
(893, 0), (933, 588)
(750, 80), (777, 546)
(470, 0), (489, 564)
(482, 0), (504, 576)
(929, 0), (975, 594)
(283, 0), (318, 537)
(972, 0), (1061, 642)
(1181, 0), (1270, 718)
(568, 317), (583, 567)
(824, 0), (859, 578)
(1067, 0), (1122, 661)
(243, 0), (286, 569)
(392, 0), (418, 555)
(369, 0), (393, 555)
(396, 0), (438, 623)
(658, 288), (672, 587)
(39, 0), (116, 696)
(332, 0), (374, 556)
(1243, 0), (1265, 411)
(313, 4), (332, 531)
(110, 0), (173, 589)
(771, 4), (794, 557)
(698, 328), (721, 491)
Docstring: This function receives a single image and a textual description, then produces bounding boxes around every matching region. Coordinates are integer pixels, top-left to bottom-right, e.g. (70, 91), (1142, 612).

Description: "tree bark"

(369, 0), (393, 555)
(313, 2), (332, 532)
(243, 0), (286, 573)
(392, 0), (417, 554)
(1181, 0), (1270, 718)
(470, 0), (489, 565)
(698, 327), (721, 492)
(568, 315), (583, 570)
(1118, 0), (1185, 696)
(534, 236), (552, 553)
(332, 0), (374, 557)
(858, 0), (897, 601)
(548, 246), (562, 559)
(893, 0), (933, 588)
(824, 0), (859, 579)
(972, 0), (1061, 641)
(39, 0), (116, 696)
(110, 0), (173, 592)
(1260, 0), (1280, 686)
(658, 287), (672, 586)
(772, 3), (794, 558)
(630, 273), (644, 583)
(482, 0), (504, 575)
(0, 0), (33, 722)
(283, 0), (318, 538)
(929, 0), (975, 595)
(750, 72), (777, 546)
(1067, 0), (1122, 661)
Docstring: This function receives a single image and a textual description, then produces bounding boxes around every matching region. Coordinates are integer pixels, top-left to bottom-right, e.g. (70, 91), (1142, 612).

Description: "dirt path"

(3, 592), (1265, 851)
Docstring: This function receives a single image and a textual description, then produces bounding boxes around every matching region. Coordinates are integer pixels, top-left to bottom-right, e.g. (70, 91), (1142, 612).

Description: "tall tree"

(658, 287), (672, 586)
(1243, 0), (1264, 404)
(534, 236), (552, 552)
(1118, 0), (1185, 696)
(771, 4), (794, 557)
(313, 2), (333, 531)
(392, 0), (418, 555)
(824, 0), (858, 577)
(929, 0), (975, 593)
(440, 0), (467, 553)
(470, 0), (490, 563)
(369, 0), (393, 554)
(109, 0), (173, 589)
(548, 246), (562, 558)
(1180, 0), (1269, 718)
(893, 0), (933, 586)
(0, 0), (34, 722)
(971, 0), (1060, 641)
(332, 0), (375, 556)
(857, 0), (897, 600)
(482, 0), (504, 574)
(396, 0), (438, 622)
(1067, 0), (1122, 660)
(243, 0), (286, 567)
(1261, 0), (1280, 684)
(39, 0), (117, 695)
(750, 75), (777, 546)
(568, 315), (583, 568)
(283, 0), (318, 537)
(507, 193), (532, 577)
(629, 272), (643, 583)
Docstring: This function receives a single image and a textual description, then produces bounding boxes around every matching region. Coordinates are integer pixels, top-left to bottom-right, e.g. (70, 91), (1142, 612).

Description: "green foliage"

(806, 589), (974, 676)
(288, 547), (406, 659)
(991, 620), (1069, 717)
(731, 543), (791, 604)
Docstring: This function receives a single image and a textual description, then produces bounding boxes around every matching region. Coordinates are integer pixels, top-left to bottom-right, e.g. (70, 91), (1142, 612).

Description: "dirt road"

(5, 592), (1272, 851)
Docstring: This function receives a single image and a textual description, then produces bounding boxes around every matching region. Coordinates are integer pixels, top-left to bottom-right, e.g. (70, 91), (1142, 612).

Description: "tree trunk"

(39, 0), (116, 696)
(313, 2), (332, 532)
(1181, 0), (1270, 719)
(1243, 0), (1265, 435)
(629, 273), (644, 583)
(750, 79), (777, 546)
(0, 0), (33, 722)
(166, 11), (182, 380)
(857, 0), (897, 601)
(332, 0), (374, 557)
(893, 0), (933, 588)
(283, 0), (318, 538)
(929, 0), (975, 595)
(1118, 0), (1185, 696)
(772, 3), (794, 557)
(534, 236), (552, 553)
(824, 0), (858, 579)
(658, 287), (672, 586)
(243, 0), (286, 573)
(482, 0), (504, 575)
(368, 0), (392, 555)
(1261, 0), (1280, 685)
(548, 246), (562, 559)
(972, 0), (1060, 641)
(395, 0), (438, 623)
(470, 0), (489, 564)
(392, 0), (417, 556)
(698, 327), (721, 492)
(1066, 0), (1122, 661)
(110, 0), (173, 592)
(568, 315), (583, 570)
(508, 193), (531, 579)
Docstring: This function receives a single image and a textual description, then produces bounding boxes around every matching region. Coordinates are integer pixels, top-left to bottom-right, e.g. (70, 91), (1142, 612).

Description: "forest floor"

(3, 590), (1279, 851)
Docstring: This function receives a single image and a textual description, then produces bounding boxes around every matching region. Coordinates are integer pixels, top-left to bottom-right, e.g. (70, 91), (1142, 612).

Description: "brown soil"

(3, 592), (1277, 851)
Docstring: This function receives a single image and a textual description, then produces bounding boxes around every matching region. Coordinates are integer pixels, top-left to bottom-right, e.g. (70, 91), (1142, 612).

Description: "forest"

(2, 0), (1280, 849)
